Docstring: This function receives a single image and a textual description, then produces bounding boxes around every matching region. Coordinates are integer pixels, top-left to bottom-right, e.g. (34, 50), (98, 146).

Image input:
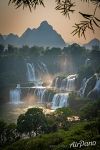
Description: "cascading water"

(34, 87), (46, 103)
(52, 74), (77, 91)
(40, 89), (47, 103)
(66, 74), (77, 91)
(10, 84), (21, 104)
(26, 62), (76, 109)
(93, 74), (100, 92)
(27, 63), (36, 82)
(51, 74), (77, 109)
(39, 62), (49, 74)
(52, 77), (65, 89)
(26, 61), (50, 103)
(51, 93), (69, 109)
(60, 78), (67, 90)
(94, 79), (100, 92)
(27, 62), (49, 83)
(79, 78), (87, 96)
(53, 77), (59, 88)
(79, 76), (93, 96)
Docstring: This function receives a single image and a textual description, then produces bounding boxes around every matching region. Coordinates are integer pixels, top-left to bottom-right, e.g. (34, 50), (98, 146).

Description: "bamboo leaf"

(94, 17), (100, 22)
(93, 19), (100, 27)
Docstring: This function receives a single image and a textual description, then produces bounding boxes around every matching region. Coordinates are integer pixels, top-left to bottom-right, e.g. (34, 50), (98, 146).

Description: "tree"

(80, 100), (100, 120)
(9, 0), (100, 38)
(17, 108), (48, 137)
(45, 114), (58, 133)
(20, 45), (30, 56)
(89, 49), (100, 72)
(30, 46), (44, 57)
(5, 123), (19, 145)
(0, 120), (19, 147)
(0, 120), (7, 146)
(8, 44), (15, 53)
(0, 44), (4, 53)
(54, 107), (73, 130)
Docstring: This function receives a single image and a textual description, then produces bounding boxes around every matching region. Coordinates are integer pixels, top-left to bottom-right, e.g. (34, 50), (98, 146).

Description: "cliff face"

(79, 74), (100, 99)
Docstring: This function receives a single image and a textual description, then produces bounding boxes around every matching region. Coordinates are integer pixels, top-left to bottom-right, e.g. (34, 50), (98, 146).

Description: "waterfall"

(34, 87), (56, 103)
(40, 62), (49, 74)
(27, 62), (49, 83)
(54, 77), (59, 88)
(52, 76), (66, 89)
(40, 89), (47, 103)
(34, 87), (46, 102)
(10, 84), (21, 104)
(66, 74), (77, 91)
(27, 63), (36, 82)
(60, 78), (67, 90)
(79, 76), (93, 96)
(51, 93), (69, 109)
(51, 74), (77, 109)
(94, 74), (100, 92)
(79, 78), (87, 96)
(37, 61), (49, 83)
(52, 74), (77, 91)
(93, 79), (100, 92)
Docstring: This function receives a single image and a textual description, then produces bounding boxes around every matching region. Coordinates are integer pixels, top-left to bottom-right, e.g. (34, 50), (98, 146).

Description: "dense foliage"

(0, 96), (100, 149)
(17, 108), (48, 137)
(2, 120), (100, 150)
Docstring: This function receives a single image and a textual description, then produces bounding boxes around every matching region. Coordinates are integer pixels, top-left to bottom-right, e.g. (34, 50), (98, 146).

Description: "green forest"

(0, 43), (100, 150)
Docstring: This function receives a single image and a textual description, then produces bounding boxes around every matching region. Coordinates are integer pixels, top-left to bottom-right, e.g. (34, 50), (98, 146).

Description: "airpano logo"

(70, 140), (96, 148)
(50, 140), (96, 149)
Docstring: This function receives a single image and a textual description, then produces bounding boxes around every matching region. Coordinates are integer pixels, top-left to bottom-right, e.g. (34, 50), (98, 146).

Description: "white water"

(26, 61), (50, 103)
(54, 77), (59, 88)
(27, 63), (36, 82)
(10, 84), (21, 104)
(51, 74), (77, 109)
(51, 93), (69, 109)
(94, 79), (100, 92)
(40, 89), (47, 103)
(34, 87), (46, 103)
(79, 78), (86, 96)
(27, 62), (49, 83)
(79, 73), (100, 97)
(60, 78), (67, 90)
(93, 74), (100, 91)
(53, 74), (77, 91)
(66, 74), (77, 91)
(79, 76), (94, 96)
(11, 67), (76, 110)
(39, 62), (49, 74)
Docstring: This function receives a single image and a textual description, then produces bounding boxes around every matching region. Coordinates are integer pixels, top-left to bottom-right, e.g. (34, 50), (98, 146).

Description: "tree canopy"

(17, 108), (48, 136)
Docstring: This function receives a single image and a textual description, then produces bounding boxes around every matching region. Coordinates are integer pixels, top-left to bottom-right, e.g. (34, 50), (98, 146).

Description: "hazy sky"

(0, 0), (100, 44)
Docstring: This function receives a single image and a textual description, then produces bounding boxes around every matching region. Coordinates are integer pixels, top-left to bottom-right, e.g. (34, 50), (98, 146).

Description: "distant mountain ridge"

(0, 22), (100, 48)
(84, 38), (100, 49)
(0, 21), (66, 48)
